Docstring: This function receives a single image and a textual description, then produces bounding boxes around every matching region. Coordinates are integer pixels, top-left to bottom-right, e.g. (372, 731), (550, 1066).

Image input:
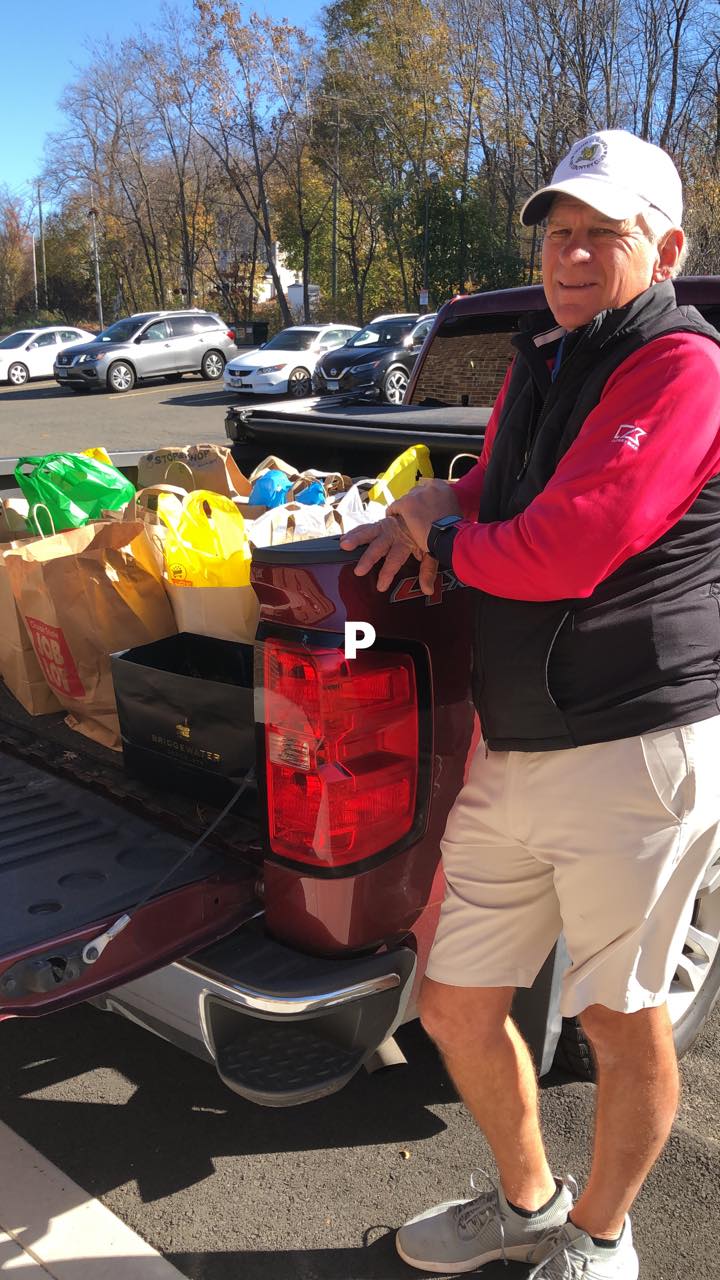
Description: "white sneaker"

(395, 1172), (576, 1274)
(527, 1217), (639, 1279)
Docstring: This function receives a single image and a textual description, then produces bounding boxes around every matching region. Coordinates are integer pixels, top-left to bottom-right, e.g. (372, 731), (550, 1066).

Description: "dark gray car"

(54, 310), (238, 393)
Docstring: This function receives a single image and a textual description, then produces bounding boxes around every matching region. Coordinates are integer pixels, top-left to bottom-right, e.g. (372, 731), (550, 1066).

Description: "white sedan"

(0, 326), (96, 386)
(224, 323), (360, 398)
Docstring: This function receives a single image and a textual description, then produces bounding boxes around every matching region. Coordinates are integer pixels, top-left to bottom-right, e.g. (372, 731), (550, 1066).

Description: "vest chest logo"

(612, 424), (646, 450)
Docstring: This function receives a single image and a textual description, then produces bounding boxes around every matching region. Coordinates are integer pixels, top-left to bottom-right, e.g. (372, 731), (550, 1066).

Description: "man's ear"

(654, 228), (685, 281)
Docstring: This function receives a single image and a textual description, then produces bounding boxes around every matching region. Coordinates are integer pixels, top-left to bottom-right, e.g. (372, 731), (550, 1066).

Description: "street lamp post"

(88, 205), (104, 330)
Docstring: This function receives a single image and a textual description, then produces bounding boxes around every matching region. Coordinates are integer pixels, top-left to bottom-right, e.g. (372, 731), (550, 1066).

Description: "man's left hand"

(387, 479), (462, 552)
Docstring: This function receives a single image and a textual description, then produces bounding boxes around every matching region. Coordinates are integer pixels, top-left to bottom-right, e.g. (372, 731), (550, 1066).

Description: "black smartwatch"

(427, 514), (464, 568)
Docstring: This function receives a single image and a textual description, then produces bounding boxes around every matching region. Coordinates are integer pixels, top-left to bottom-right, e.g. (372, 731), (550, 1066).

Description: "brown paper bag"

(5, 521), (177, 750)
(137, 444), (251, 500)
(164, 582), (259, 644)
(0, 497), (31, 537)
(0, 537), (61, 715)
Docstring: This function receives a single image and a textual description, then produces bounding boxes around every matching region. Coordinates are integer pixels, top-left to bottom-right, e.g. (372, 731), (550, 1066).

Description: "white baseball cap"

(520, 129), (683, 227)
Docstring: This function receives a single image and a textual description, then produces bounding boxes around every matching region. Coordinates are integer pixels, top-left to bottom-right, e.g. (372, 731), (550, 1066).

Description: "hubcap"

(385, 370), (407, 404)
(204, 353), (223, 378)
(9, 365), (27, 385)
(667, 851), (720, 1026)
(111, 364), (132, 391)
(289, 370), (311, 397)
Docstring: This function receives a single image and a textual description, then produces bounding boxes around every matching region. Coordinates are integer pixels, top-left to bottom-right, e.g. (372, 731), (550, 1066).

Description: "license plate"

(326, 379), (340, 391)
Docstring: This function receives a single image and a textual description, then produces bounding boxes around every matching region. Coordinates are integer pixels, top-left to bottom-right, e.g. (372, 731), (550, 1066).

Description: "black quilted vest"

(473, 281), (720, 750)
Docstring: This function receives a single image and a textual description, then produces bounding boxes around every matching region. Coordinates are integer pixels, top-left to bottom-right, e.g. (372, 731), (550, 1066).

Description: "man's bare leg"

(420, 978), (557, 1209)
(572, 1002), (679, 1239)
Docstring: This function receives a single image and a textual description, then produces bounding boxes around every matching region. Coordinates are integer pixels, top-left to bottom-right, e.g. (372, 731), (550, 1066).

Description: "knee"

(578, 1002), (674, 1069)
(418, 979), (512, 1054)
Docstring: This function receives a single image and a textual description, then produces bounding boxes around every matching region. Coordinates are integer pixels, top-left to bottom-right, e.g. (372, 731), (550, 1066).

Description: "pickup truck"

(2, 280), (719, 1106)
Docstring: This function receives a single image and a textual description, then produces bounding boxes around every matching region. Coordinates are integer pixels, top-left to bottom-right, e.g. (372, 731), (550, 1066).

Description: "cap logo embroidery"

(569, 138), (608, 170)
(612, 424), (646, 450)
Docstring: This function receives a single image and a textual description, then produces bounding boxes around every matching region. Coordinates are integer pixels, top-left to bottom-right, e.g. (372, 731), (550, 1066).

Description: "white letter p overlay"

(344, 621), (376, 659)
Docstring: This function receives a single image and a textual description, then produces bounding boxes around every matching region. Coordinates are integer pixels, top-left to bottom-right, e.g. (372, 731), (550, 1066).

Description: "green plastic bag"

(15, 454), (136, 534)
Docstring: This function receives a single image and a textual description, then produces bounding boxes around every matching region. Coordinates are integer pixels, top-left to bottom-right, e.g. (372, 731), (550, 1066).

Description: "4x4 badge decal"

(390, 568), (465, 607)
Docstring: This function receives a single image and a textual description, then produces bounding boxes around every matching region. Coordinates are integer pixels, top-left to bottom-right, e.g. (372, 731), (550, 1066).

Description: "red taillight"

(262, 639), (419, 868)
(227, 328), (236, 342)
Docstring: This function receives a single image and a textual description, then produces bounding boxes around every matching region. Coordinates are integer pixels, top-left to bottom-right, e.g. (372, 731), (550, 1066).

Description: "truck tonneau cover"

(239, 401), (491, 430)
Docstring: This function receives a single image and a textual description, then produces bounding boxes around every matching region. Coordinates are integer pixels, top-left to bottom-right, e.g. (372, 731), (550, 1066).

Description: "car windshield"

(97, 319), (145, 342)
(346, 322), (413, 348)
(0, 332), (34, 349)
(262, 329), (319, 351)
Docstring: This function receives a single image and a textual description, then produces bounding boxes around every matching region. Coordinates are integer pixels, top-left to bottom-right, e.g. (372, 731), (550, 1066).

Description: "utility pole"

(30, 235), (39, 320)
(37, 184), (48, 310)
(331, 103), (339, 307)
(88, 204), (104, 330)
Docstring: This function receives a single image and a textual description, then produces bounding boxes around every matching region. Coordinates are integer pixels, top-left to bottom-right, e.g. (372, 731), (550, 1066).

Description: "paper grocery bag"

(137, 444), (251, 500)
(5, 521), (176, 750)
(0, 538), (61, 716)
(164, 582), (259, 645)
(0, 497), (31, 538)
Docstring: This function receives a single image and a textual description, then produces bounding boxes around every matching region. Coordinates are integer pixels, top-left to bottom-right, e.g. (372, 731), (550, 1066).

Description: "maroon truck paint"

(0, 868), (259, 1016)
(251, 551), (476, 956)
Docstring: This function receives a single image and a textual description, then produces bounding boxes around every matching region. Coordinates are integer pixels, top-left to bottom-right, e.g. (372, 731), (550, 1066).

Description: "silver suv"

(53, 310), (238, 393)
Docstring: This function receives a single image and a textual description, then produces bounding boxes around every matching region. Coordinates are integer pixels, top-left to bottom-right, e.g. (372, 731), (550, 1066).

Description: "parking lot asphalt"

(0, 374), (249, 457)
(0, 1000), (717, 1280)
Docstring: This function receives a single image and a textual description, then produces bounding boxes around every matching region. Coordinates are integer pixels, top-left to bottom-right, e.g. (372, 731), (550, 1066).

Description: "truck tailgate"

(0, 685), (262, 1016)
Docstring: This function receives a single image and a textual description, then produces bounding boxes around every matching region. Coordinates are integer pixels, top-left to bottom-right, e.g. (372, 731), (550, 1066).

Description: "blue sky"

(0, 0), (321, 204)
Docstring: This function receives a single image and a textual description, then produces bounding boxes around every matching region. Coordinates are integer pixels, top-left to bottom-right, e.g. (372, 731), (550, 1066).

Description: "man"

(340, 129), (720, 1279)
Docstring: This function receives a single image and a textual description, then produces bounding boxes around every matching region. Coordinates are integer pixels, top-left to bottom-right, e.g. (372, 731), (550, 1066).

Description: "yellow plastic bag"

(81, 445), (113, 466)
(368, 443), (434, 504)
(157, 489), (252, 588)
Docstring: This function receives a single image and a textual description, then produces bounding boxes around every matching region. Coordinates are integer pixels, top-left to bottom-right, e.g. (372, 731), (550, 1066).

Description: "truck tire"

(553, 851), (720, 1081)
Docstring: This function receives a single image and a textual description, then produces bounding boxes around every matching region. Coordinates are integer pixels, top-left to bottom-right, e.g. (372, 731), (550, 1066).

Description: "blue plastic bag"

(294, 480), (326, 505)
(248, 469), (293, 509)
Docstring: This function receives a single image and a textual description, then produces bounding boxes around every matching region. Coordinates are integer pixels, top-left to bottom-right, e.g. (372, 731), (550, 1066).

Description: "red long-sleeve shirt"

(450, 333), (720, 601)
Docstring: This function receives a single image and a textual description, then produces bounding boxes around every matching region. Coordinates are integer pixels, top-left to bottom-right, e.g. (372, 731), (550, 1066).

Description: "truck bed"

(0, 680), (261, 859)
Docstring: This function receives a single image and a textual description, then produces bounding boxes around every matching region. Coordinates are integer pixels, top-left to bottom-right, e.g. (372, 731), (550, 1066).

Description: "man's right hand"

(340, 515), (423, 592)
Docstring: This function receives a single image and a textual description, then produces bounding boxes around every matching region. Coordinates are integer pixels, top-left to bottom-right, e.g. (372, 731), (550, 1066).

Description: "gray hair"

(638, 206), (688, 277)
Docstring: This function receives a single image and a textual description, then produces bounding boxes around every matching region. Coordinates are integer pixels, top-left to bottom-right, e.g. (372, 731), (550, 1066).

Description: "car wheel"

(7, 362), (29, 387)
(107, 361), (135, 393)
(382, 366), (409, 404)
(287, 366), (312, 398)
(553, 850), (720, 1080)
(200, 350), (225, 380)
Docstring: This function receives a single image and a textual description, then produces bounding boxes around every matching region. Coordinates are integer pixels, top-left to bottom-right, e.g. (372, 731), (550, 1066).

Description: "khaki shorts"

(426, 717), (720, 1016)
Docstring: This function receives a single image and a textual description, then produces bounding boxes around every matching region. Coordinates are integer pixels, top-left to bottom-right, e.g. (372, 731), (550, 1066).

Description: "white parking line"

(0, 1123), (186, 1280)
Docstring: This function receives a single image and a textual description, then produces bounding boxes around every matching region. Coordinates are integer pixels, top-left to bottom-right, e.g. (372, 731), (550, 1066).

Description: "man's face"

(541, 196), (673, 330)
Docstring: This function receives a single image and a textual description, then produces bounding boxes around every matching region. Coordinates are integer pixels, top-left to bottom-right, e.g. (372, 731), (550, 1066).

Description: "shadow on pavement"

(169, 1235), (533, 1280)
(0, 383), (71, 401)
(163, 389), (253, 409)
(0, 1004), (456, 1202)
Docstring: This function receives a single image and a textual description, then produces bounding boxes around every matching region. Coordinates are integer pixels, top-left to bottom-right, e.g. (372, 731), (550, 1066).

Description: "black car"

(313, 314), (436, 404)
